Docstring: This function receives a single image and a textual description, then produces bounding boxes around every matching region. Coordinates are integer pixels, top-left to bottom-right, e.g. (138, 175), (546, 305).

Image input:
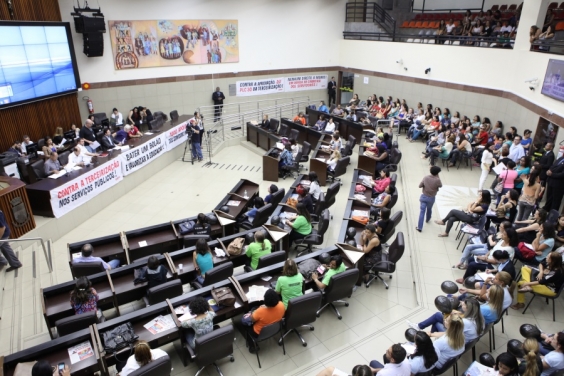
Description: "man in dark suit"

(211, 87), (225, 122)
(543, 154), (564, 212)
(328, 77), (337, 106)
(539, 142), (555, 185)
(100, 129), (118, 150)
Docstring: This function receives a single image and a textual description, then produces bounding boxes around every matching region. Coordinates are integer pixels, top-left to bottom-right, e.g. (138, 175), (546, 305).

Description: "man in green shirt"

(275, 259), (304, 308)
(312, 255), (346, 289)
(246, 231), (272, 270)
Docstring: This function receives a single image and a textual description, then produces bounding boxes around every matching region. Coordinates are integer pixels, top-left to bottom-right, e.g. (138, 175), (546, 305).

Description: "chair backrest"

(381, 232), (405, 274)
(169, 110), (179, 121)
(55, 311), (98, 337)
(316, 209), (331, 237)
(256, 251), (286, 269)
(348, 135), (357, 148)
(324, 268), (359, 303)
(270, 188), (286, 208)
(278, 123), (288, 137)
(92, 113), (108, 126)
(302, 141), (311, 157)
(203, 262), (234, 287)
(332, 156), (350, 177)
(329, 104), (336, 113)
(433, 355), (460, 375)
(289, 129), (299, 141)
(547, 209), (560, 225)
(146, 279), (183, 305)
(251, 203), (274, 228)
(342, 140), (353, 156)
(183, 235), (210, 248)
(31, 159), (46, 179)
(325, 182), (341, 207)
(284, 292), (323, 329)
(380, 211), (403, 244)
(38, 138), (45, 149)
(256, 320), (282, 341)
(129, 354), (171, 376)
(315, 192), (326, 216)
(193, 325), (234, 369)
(153, 111), (167, 121)
(386, 188), (399, 210)
(391, 211), (403, 228)
(390, 148), (402, 165)
(58, 151), (71, 166)
(390, 173), (398, 188)
(71, 262), (105, 278)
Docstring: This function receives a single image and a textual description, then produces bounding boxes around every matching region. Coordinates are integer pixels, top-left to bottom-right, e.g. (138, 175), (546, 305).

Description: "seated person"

(453, 226), (517, 270)
(72, 243), (120, 270)
(318, 101), (329, 113)
(128, 124), (143, 138)
(193, 213), (212, 236)
(7, 141), (24, 156)
(311, 255), (346, 289)
(42, 137), (59, 156)
(324, 118), (336, 134)
(114, 126), (130, 144)
(264, 184), (278, 204)
(53, 126), (65, 146)
(243, 197), (265, 224)
(180, 297), (215, 350)
(289, 138), (299, 159)
(371, 185), (394, 216)
(322, 133), (342, 152)
(537, 331), (564, 356)
(371, 169), (391, 194)
(297, 186), (314, 214)
(193, 238), (213, 284)
(373, 145), (390, 174)
(376, 207), (392, 235)
(327, 149), (341, 172)
(20, 135), (33, 154)
(141, 255), (169, 289)
(514, 223), (556, 264)
(515, 208), (547, 244)
(286, 203), (312, 246)
(32, 360), (70, 376)
(75, 138), (99, 157)
(119, 341), (168, 376)
(458, 270), (514, 311)
(360, 224), (382, 278)
(308, 172), (322, 202)
(68, 147), (87, 167)
(100, 128), (118, 149)
(236, 289), (285, 353)
(368, 343), (411, 376)
(275, 259), (303, 308)
(493, 353), (520, 375)
(293, 112), (306, 125)
(332, 104), (345, 118)
(431, 313), (466, 369)
(260, 114), (270, 128)
(407, 331), (441, 375)
(70, 276), (99, 315)
(313, 115), (326, 131)
(44, 153), (62, 176)
(246, 230), (272, 270)
(540, 333), (564, 376)
(279, 148), (294, 170)
(316, 364), (372, 376)
(435, 190), (491, 237)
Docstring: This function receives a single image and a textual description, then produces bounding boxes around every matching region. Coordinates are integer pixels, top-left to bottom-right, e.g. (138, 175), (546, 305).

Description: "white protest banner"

(285, 75), (328, 92)
(165, 120), (188, 151)
(50, 159), (123, 218)
(236, 77), (285, 97)
(120, 133), (167, 176)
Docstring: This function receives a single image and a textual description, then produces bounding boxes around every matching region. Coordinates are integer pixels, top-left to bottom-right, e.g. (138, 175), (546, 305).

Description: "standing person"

(79, 119), (97, 152)
(327, 76), (337, 106)
(539, 142), (555, 186)
(416, 166), (442, 232)
(212, 86), (225, 122)
(189, 117), (203, 162)
(479, 143), (494, 191)
(543, 155), (564, 212)
(111, 108), (123, 127)
(0, 210), (22, 272)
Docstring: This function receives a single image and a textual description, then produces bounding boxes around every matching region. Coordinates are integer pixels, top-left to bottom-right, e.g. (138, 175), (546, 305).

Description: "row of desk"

(305, 108), (366, 142)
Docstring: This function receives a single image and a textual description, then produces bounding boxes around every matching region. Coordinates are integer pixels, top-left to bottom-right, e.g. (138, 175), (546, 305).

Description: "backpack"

(227, 237), (245, 256)
(298, 258), (321, 279)
(179, 220), (196, 235)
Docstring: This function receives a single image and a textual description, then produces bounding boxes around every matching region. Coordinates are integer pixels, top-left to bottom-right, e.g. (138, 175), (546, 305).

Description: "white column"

(514, 0), (550, 51)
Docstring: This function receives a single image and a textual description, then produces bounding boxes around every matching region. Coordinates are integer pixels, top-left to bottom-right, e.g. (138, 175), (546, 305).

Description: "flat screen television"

(0, 21), (81, 109)
(541, 59), (564, 102)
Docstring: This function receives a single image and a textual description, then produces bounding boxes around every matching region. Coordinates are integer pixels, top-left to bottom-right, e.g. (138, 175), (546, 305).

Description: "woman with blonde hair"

(53, 126), (65, 145)
(327, 149), (341, 172)
(118, 341), (168, 376)
(481, 284), (505, 324)
(519, 338), (542, 376)
(433, 313), (465, 369)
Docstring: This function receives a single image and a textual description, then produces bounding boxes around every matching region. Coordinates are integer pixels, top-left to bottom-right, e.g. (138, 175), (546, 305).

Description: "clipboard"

(262, 224), (289, 242)
(213, 210), (236, 224)
(336, 243), (364, 264)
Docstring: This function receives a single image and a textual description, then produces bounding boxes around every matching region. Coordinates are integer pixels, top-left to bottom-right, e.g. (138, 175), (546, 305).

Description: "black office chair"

(289, 129), (299, 141)
(278, 123), (288, 137)
(299, 141), (311, 170)
(169, 110), (179, 121)
(316, 268), (359, 319)
(311, 192), (326, 222)
(58, 151), (71, 166)
(327, 156), (350, 185)
(92, 113), (108, 126)
(244, 251), (286, 272)
(329, 104), (336, 113)
(389, 173), (398, 189)
(385, 188), (399, 210)
(30, 159), (46, 181)
(464, 337), (481, 362)
(55, 310), (101, 337)
(183, 235), (210, 248)
(129, 354), (172, 376)
(280, 292), (323, 347)
(184, 325), (234, 372)
(269, 188), (286, 208)
(384, 148), (402, 173)
(365, 232), (404, 289)
(280, 151), (302, 180)
(143, 279), (182, 306)
(37, 138), (46, 149)
(71, 262), (105, 279)
(153, 111), (167, 121)
(324, 182), (340, 209)
(191, 262), (234, 290)
(240, 204), (274, 230)
(247, 321), (285, 368)
(340, 139), (353, 157)
(378, 211), (403, 245)
(269, 118), (279, 133)
(296, 209), (330, 256)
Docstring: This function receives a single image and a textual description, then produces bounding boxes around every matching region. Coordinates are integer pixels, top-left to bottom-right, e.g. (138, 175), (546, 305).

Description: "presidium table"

(25, 115), (191, 218)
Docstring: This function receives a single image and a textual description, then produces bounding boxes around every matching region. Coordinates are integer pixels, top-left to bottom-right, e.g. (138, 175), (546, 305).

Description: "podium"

(0, 177), (36, 238)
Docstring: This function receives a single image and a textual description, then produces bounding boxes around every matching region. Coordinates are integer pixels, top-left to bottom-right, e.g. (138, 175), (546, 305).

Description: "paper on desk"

(315, 157), (326, 162)
(492, 162), (506, 175)
(145, 132), (154, 135)
(353, 194), (367, 201)
(48, 171), (66, 179)
(144, 314), (175, 334)
(352, 210), (370, 217)
(227, 200), (241, 206)
(246, 285), (267, 302)
(291, 193), (299, 200)
(214, 247), (226, 257)
(342, 249), (364, 264)
(276, 142), (284, 150)
(73, 166), (83, 171)
(120, 145), (130, 151)
(138, 240), (148, 247)
(401, 342), (416, 355)
(68, 340), (94, 364)
(261, 275), (272, 281)
(178, 312), (196, 321)
(300, 180), (311, 186)
(266, 229), (287, 242)
(175, 305), (190, 314)
(72, 252), (81, 260)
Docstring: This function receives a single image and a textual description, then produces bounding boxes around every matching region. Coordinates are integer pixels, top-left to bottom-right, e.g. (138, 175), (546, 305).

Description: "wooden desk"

(263, 148), (280, 182)
(306, 108), (364, 142)
(357, 144), (378, 174)
(0, 177), (36, 238)
(68, 233), (126, 273)
(124, 222), (179, 263)
(280, 118), (322, 146)
(310, 146), (331, 186)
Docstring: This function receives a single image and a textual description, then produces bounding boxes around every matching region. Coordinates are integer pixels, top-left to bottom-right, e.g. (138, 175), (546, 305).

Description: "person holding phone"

(31, 360), (70, 376)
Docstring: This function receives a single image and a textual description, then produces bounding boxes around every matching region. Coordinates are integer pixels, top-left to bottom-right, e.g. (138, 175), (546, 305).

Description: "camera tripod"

(202, 130), (218, 168)
(181, 131), (194, 165)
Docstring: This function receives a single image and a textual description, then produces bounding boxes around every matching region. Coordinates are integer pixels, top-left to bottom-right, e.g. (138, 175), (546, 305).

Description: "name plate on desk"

(49, 159), (124, 218)
(120, 133), (167, 176)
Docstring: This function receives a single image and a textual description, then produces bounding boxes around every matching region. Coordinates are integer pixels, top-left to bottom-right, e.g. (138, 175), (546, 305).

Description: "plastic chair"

(521, 282), (564, 322)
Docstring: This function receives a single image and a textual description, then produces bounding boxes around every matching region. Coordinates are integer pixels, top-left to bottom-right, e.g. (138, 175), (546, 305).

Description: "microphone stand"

(202, 129), (218, 168)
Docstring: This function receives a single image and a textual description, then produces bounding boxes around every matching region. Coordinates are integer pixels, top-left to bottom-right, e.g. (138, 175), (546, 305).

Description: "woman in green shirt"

(275, 259), (303, 308)
(286, 203), (313, 246)
(246, 230), (271, 270)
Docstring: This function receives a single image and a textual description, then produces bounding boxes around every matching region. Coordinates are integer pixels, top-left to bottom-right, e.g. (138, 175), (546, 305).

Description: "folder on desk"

(213, 210), (236, 225)
(262, 224), (289, 242)
(336, 243), (364, 264)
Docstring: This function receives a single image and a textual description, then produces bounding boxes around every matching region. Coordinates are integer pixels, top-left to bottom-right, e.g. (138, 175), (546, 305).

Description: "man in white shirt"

(111, 108), (123, 127)
(20, 135), (33, 154)
(369, 344), (411, 376)
(76, 138), (99, 158)
(508, 135), (526, 162)
(67, 147), (87, 167)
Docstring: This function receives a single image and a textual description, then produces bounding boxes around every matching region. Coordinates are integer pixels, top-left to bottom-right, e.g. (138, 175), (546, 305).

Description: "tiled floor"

(2, 135), (563, 376)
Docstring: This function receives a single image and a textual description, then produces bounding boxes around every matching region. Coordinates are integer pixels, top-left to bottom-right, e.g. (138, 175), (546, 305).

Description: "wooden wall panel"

(0, 0), (83, 152)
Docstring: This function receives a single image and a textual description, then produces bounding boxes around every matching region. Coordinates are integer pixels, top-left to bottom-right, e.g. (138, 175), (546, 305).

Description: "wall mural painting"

(108, 20), (239, 70)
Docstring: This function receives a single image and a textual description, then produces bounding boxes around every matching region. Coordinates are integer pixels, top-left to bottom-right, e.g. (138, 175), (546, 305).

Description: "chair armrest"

(295, 234), (318, 244)
(372, 261), (395, 268)
(186, 341), (196, 360)
(191, 281), (204, 290)
(244, 266), (253, 273)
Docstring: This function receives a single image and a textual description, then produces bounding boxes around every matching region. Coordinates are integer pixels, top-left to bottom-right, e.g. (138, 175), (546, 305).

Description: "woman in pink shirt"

(372, 169), (391, 194)
(496, 159), (518, 205)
